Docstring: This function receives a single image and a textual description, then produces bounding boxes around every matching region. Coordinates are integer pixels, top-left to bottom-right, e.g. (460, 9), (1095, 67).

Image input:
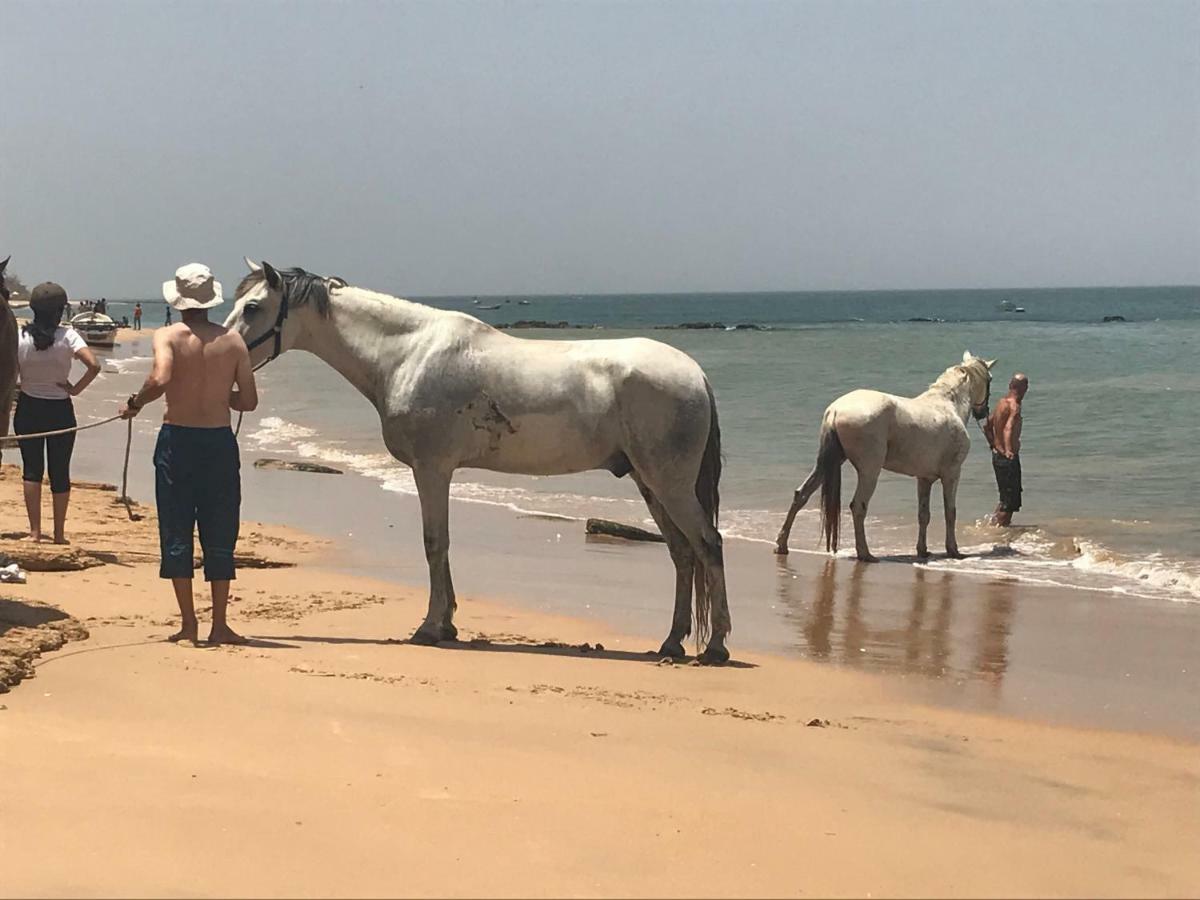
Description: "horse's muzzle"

(972, 404), (989, 421)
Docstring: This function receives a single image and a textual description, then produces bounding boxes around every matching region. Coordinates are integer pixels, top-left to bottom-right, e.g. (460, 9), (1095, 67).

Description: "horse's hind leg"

(916, 477), (934, 558)
(410, 464), (459, 644)
(849, 461), (882, 562)
(651, 484), (730, 664)
(633, 474), (694, 658)
(774, 467), (822, 555)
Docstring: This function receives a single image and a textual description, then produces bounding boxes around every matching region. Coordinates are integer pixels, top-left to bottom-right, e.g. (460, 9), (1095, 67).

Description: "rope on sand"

(1, 414), (139, 521)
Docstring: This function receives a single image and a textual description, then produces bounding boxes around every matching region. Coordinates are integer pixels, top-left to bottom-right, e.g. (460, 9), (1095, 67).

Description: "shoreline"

(35, 328), (1200, 740)
(1, 471), (1198, 896)
(66, 425), (1200, 741)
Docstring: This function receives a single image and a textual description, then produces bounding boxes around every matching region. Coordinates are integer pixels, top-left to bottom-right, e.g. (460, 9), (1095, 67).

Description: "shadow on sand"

(254, 633), (757, 668)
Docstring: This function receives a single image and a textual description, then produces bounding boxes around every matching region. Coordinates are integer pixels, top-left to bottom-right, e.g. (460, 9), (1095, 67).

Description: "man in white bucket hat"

(120, 263), (259, 645)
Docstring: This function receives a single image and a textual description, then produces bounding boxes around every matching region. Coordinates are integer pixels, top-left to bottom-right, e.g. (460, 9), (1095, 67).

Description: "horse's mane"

(236, 266), (347, 317)
(928, 358), (988, 394)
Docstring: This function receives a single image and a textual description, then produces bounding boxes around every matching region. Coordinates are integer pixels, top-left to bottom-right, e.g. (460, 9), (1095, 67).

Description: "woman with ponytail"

(14, 282), (101, 543)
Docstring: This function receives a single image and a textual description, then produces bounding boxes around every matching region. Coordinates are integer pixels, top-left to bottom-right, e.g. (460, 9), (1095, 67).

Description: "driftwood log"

(585, 518), (664, 543)
(253, 458), (343, 475)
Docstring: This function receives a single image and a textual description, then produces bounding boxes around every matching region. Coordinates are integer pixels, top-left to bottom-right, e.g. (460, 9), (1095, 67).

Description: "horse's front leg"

(916, 478), (934, 558)
(941, 472), (965, 559)
(410, 464), (459, 644)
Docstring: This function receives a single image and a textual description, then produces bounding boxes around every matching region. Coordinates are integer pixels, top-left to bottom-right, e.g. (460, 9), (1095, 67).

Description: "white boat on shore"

(69, 311), (119, 348)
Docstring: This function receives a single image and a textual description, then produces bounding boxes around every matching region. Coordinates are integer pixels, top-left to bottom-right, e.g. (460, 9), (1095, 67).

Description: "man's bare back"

(148, 319), (256, 427)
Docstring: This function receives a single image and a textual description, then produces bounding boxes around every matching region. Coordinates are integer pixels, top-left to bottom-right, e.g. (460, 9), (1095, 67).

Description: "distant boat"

(518, 299), (531, 306)
(475, 304), (501, 311)
(69, 311), (118, 348)
(999, 299), (1026, 314)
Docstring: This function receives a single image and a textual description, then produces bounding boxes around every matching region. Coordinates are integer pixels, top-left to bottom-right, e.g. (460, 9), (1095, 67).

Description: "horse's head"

(0, 256), (11, 304)
(960, 351), (996, 419)
(226, 258), (346, 369)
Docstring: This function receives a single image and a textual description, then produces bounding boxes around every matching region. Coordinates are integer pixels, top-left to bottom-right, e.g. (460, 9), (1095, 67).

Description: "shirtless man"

(120, 264), (258, 644)
(983, 373), (1029, 526)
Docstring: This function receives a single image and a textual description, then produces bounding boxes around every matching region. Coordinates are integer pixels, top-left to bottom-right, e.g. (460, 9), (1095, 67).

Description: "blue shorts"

(154, 425), (241, 581)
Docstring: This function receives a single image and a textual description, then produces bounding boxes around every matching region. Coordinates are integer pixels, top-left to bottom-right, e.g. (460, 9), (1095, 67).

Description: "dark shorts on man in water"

(154, 424), (241, 581)
(992, 452), (1022, 513)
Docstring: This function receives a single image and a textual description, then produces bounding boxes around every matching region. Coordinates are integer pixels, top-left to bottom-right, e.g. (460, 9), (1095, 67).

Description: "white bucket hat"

(162, 263), (223, 310)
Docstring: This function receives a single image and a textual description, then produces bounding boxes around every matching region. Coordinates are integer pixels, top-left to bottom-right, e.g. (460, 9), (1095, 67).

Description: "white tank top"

(17, 326), (88, 401)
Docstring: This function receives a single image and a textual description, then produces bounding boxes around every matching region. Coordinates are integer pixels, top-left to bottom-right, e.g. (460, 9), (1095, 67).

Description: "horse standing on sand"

(774, 352), (995, 562)
(0, 256), (19, 461)
(226, 260), (731, 663)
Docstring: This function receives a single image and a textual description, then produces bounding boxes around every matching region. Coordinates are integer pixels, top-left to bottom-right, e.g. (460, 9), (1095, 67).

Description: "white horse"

(226, 260), (731, 663)
(774, 352), (995, 562)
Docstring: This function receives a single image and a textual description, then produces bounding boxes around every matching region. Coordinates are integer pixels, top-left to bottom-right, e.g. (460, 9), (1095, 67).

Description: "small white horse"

(226, 260), (731, 663)
(774, 352), (995, 562)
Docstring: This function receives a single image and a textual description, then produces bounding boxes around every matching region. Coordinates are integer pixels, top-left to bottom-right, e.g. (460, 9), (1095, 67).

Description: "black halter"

(245, 288), (290, 372)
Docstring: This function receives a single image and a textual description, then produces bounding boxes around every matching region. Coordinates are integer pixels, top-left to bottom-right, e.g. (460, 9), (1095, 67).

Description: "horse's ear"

(984, 358), (996, 370)
(244, 256), (263, 273)
(962, 350), (974, 363)
(261, 261), (283, 290)
(0, 255), (9, 275)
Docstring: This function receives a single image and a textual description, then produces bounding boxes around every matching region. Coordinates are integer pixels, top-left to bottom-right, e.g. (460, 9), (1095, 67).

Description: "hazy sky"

(3, 0), (1197, 297)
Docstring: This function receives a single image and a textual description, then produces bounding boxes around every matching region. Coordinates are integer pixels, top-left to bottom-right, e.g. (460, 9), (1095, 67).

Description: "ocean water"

(94, 286), (1200, 605)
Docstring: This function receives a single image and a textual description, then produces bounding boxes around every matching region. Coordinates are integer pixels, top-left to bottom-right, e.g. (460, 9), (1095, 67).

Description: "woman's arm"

(66, 346), (102, 396)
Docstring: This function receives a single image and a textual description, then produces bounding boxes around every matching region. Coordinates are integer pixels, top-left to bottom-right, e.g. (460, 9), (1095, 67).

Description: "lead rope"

(119, 417), (135, 520)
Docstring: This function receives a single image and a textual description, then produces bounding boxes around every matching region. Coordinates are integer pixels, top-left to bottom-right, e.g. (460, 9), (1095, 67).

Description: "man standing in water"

(120, 264), (258, 644)
(984, 373), (1029, 526)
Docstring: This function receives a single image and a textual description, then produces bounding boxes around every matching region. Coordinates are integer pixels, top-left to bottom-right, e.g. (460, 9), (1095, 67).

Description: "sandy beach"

(1, 462), (1198, 899)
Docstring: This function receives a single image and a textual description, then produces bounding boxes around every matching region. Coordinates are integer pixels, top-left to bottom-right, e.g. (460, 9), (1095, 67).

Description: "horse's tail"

(817, 417), (846, 553)
(692, 381), (722, 647)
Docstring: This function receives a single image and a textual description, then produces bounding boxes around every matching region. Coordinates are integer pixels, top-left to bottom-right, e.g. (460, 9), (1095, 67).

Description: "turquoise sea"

(94, 285), (1200, 606)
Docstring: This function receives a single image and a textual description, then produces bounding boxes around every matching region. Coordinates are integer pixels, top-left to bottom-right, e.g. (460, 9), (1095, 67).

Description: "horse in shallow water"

(774, 352), (994, 562)
(227, 260), (731, 663)
(0, 256), (18, 462)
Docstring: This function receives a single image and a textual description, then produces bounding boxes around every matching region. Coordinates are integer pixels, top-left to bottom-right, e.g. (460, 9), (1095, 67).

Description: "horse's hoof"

(773, 544), (789, 556)
(697, 644), (730, 666)
(440, 622), (459, 641)
(409, 626), (447, 646)
(946, 551), (966, 560)
(658, 638), (686, 659)
(857, 554), (879, 564)
(916, 548), (930, 560)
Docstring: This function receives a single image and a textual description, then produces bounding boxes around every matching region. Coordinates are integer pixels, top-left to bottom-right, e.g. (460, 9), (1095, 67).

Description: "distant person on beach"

(120, 263), (258, 645)
(14, 282), (101, 543)
(96, 297), (107, 315)
(133, 302), (142, 330)
(984, 373), (1029, 526)
(164, 306), (172, 326)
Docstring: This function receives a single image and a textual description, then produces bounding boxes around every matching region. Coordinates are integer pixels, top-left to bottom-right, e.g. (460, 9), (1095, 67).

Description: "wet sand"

(1, 469), (1198, 897)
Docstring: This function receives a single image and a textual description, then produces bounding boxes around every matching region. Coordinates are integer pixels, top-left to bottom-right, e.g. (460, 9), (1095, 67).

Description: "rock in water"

(585, 518), (665, 543)
(253, 458), (343, 475)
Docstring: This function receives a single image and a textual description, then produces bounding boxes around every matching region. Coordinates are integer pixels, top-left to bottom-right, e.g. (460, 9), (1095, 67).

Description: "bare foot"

(25, 533), (43, 543)
(53, 536), (70, 545)
(207, 625), (248, 646)
(166, 626), (199, 643)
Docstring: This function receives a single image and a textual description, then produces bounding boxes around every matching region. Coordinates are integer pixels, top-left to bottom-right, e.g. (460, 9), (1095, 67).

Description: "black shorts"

(14, 393), (77, 494)
(154, 425), (241, 581)
(992, 452), (1022, 513)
